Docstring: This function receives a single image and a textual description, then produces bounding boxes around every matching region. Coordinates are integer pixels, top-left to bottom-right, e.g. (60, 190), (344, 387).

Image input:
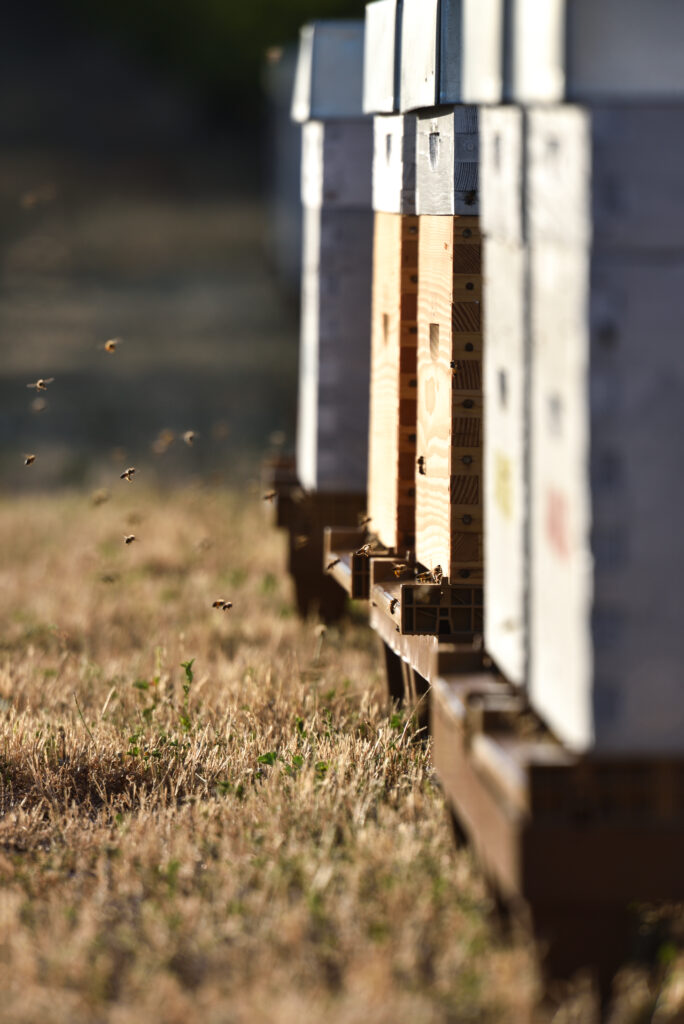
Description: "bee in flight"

(294, 534), (309, 550)
(355, 543), (372, 557)
(124, 534), (136, 545)
(182, 430), (197, 446)
(358, 514), (372, 527)
(24, 454), (36, 466)
(392, 562), (409, 578)
(103, 339), (120, 353)
(212, 599), (233, 611)
(262, 491), (277, 502)
(27, 377), (54, 391)
(389, 598), (399, 614)
(120, 467), (136, 482)
(326, 558), (341, 571)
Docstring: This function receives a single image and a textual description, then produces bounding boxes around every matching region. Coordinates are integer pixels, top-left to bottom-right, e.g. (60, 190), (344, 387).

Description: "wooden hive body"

(528, 104), (684, 754)
(481, 105), (528, 688)
(415, 214), (483, 585)
(399, 0), (503, 112)
(510, 0), (684, 104)
(415, 106), (479, 217)
(363, 0), (402, 115)
(372, 113), (416, 216)
(367, 212), (419, 552)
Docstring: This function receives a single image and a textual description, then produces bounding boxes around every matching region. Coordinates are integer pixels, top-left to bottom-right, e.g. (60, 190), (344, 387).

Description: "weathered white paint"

(481, 107), (528, 689)
(510, 0), (684, 103)
(297, 206), (374, 493)
(399, 0), (440, 112)
(372, 113), (417, 214)
(415, 106), (479, 216)
(301, 119), (373, 209)
(291, 21), (366, 122)
(528, 105), (684, 251)
(363, 0), (401, 114)
(441, 0), (505, 105)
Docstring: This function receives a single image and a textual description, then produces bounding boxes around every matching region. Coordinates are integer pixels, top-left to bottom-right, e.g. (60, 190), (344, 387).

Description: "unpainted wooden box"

(301, 119), (373, 209)
(416, 106), (479, 217)
(372, 113), (416, 215)
(527, 105), (684, 252)
(363, 0), (402, 115)
(297, 206), (374, 493)
(292, 20), (366, 123)
(399, 0), (504, 112)
(480, 106), (529, 689)
(528, 109), (684, 753)
(509, 0), (684, 104)
(415, 215), (483, 584)
(367, 212), (419, 552)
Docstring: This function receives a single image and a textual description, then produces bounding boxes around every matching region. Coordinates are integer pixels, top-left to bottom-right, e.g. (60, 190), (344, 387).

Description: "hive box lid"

(291, 20), (366, 122)
(509, 0), (684, 103)
(363, 0), (402, 114)
(399, 0), (504, 112)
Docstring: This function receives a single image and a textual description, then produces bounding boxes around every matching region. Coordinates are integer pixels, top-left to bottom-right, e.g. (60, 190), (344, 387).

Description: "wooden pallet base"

(431, 663), (684, 996)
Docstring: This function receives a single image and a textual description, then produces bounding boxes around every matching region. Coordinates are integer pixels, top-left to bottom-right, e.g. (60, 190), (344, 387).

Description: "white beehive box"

(510, 0), (684, 103)
(481, 105), (528, 688)
(292, 21), (366, 122)
(399, 0), (503, 112)
(528, 104), (684, 754)
(363, 0), (402, 114)
(297, 206), (374, 493)
(301, 119), (373, 209)
(415, 106), (479, 216)
(372, 113), (417, 214)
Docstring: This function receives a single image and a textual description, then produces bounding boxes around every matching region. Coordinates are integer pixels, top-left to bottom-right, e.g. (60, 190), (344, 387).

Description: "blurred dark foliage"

(65, 0), (367, 122)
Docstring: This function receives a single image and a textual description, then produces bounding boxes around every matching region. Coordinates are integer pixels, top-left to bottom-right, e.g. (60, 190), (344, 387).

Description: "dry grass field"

(0, 485), (683, 1023)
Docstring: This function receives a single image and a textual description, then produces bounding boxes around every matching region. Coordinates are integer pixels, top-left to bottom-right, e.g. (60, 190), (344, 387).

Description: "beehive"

(363, 0), (402, 115)
(291, 21), (366, 122)
(528, 104), (684, 753)
(415, 106), (479, 217)
(481, 105), (528, 688)
(509, 0), (684, 104)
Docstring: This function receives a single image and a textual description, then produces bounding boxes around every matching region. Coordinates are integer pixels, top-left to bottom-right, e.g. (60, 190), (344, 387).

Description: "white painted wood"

(399, 0), (439, 112)
(415, 107), (479, 216)
(528, 105), (684, 251)
(441, 0), (505, 105)
(301, 119), (373, 209)
(291, 21), (366, 122)
(400, 0), (504, 110)
(530, 242), (684, 754)
(510, 0), (684, 103)
(372, 113), (417, 214)
(296, 207), (374, 493)
(480, 105), (525, 245)
(481, 107), (528, 689)
(363, 0), (401, 114)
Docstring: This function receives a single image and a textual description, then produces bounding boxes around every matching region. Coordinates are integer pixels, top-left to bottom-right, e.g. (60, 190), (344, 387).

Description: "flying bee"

(415, 569), (434, 583)
(124, 534), (136, 545)
(326, 558), (341, 571)
(294, 534), (309, 550)
(120, 467), (136, 482)
(182, 430), (197, 446)
(26, 377), (54, 391)
(263, 491), (277, 502)
(152, 428), (175, 455)
(355, 543), (372, 557)
(393, 562), (409, 578)
(358, 514), (372, 527)
(432, 565), (444, 584)
(212, 599), (233, 610)
(24, 453), (36, 466)
(103, 338), (120, 353)
(389, 598), (399, 615)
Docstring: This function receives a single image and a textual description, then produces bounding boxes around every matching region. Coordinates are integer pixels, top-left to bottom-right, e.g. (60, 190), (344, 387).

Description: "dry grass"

(0, 486), (682, 1023)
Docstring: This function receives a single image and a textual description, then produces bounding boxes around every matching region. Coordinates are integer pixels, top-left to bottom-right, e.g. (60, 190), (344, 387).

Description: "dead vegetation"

(0, 487), (682, 1023)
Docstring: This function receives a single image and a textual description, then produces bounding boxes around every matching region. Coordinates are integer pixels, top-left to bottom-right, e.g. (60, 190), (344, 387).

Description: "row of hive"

(285, 0), (684, 757)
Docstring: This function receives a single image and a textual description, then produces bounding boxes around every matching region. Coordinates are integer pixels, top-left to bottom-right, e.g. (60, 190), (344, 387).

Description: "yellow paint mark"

(494, 451), (512, 521)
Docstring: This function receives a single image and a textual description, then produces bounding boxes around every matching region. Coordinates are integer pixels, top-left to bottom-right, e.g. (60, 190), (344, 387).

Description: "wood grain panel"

(367, 212), (419, 551)
(416, 215), (484, 583)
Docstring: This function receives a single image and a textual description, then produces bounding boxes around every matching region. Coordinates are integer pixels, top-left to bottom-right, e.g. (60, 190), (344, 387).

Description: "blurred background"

(0, 0), (366, 491)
